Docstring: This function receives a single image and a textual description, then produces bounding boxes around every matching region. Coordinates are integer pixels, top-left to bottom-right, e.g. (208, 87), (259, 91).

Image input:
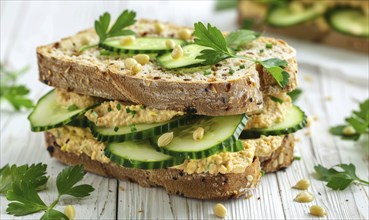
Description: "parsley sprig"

(5, 165), (94, 219)
(0, 163), (48, 195)
(330, 99), (369, 141)
(193, 22), (290, 88)
(80, 10), (136, 51)
(0, 64), (34, 111)
(315, 163), (369, 190)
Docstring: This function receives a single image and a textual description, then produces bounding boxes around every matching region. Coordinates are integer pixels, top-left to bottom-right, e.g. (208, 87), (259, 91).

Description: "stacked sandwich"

(238, 0), (369, 53)
(30, 11), (306, 199)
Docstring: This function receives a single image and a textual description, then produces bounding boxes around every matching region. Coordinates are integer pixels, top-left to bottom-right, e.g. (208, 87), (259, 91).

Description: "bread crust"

(45, 132), (261, 200)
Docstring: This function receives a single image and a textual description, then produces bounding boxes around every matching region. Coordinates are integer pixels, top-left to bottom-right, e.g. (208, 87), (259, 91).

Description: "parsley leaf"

(287, 88), (303, 102)
(0, 163), (48, 194)
(5, 165), (94, 218)
(330, 99), (369, 141)
(6, 181), (48, 216)
(193, 22), (290, 88)
(95, 10), (136, 43)
(56, 165), (94, 197)
(0, 64), (34, 111)
(314, 163), (369, 190)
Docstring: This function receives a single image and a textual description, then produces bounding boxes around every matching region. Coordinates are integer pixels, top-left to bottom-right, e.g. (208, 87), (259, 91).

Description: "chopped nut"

(310, 205), (327, 217)
(343, 125), (356, 135)
(214, 203), (227, 218)
(246, 175), (254, 182)
(80, 36), (89, 46)
(165, 39), (176, 49)
(293, 179), (310, 190)
(131, 63), (142, 75)
(294, 191), (315, 203)
(133, 54), (150, 65)
(65, 205), (76, 220)
(158, 132), (174, 147)
(120, 35), (136, 46)
(272, 160), (278, 168)
(154, 22), (164, 34)
(278, 153), (284, 164)
(171, 45), (184, 59)
(125, 58), (138, 69)
(193, 127), (205, 141)
(178, 29), (192, 40)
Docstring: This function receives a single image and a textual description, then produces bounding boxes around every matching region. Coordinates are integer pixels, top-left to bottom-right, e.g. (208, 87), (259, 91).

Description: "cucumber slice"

(105, 140), (182, 169)
(100, 37), (186, 54)
(151, 115), (247, 159)
(266, 3), (325, 27)
(326, 8), (369, 38)
(157, 44), (207, 69)
(240, 105), (307, 139)
(66, 115), (89, 128)
(90, 116), (190, 142)
(28, 90), (90, 132)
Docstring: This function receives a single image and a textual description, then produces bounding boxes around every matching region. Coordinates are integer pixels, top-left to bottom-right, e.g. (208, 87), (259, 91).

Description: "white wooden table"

(1, 1), (368, 219)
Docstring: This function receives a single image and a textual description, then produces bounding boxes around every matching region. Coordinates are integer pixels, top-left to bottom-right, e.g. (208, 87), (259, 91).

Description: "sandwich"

(238, 0), (369, 53)
(29, 10), (307, 200)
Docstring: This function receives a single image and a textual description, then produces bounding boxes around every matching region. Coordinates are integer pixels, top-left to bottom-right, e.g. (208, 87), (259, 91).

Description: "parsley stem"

(48, 194), (61, 210)
(358, 179), (369, 185)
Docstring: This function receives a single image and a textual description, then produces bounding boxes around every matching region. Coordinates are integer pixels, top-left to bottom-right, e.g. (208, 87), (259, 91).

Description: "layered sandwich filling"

(43, 89), (302, 175)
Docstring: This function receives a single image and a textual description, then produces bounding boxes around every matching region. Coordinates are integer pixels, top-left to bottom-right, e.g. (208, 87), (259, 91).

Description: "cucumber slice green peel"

(28, 89), (95, 132)
(100, 37), (186, 54)
(240, 105), (307, 139)
(266, 3), (326, 27)
(105, 140), (183, 169)
(326, 8), (369, 38)
(151, 115), (247, 159)
(89, 115), (193, 142)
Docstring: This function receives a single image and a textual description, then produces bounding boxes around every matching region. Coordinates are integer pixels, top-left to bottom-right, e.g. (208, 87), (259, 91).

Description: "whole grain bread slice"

(37, 19), (298, 116)
(45, 132), (261, 200)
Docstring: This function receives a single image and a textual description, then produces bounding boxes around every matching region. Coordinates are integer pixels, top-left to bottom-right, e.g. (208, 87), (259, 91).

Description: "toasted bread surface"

(37, 19), (298, 116)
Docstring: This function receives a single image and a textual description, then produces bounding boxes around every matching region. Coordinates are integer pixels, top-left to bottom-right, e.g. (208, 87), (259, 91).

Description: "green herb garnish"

(108, 106), (112, 112)
(314, 163), (369, 190)
(67, 104), (78, 111)
(204, 69), (212, 76)
(140, 105), (146, 110)
(116, 103), (121, 110)
(330, 99), (369, 141)
(130, 124), (137, 132)
(266, 43), (273, 49)
(294, 156), (301, 161)
(126, 107), (137, 117)
(0, 64), (33, 111)
(239, 64), (245, 69)
(114, 126), (119, 132)
(229, 68), (235, 75)
(287, 88), (302, 102)
(270, 96), (284, 104)
(0, 163), (48, 195)
(259, 49), (264, 53)
(80, 10), (136, 51)
(6, 165), (94, 219)
(193, 22), (290, 88)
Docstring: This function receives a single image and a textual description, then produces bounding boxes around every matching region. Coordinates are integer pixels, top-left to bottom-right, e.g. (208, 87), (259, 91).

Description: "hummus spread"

(50, 126), (110, 163)
(246, 94), (291, 129)
(85, 101), (185, 127)
(56, 88), (99, 109)
(173, 144), (256, 175)
(243, 135), (285, 157)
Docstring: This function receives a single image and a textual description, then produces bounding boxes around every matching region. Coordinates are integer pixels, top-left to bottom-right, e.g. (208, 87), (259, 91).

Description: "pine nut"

(178, 29), (192, 40)
(310, 205), (327, 217)
(131, 63), (142, 75)
(158, 132), (173, 147)
(80, 36), (89, 45)
(120, 35), (135, 46)
(171, 45), (183, 59)
(343, 125), (356, 135)
(193, 127), (205, 141)
(293, 179), (310, 190)
(165, 39), (176, 49)
(154, 22), (164, 34)
(65, 205), (76, 220)
(125, 58), (137, 69)
(214, 203), (227, 218)
(133, 54), (150, 65)
(294, 191), (314, 203)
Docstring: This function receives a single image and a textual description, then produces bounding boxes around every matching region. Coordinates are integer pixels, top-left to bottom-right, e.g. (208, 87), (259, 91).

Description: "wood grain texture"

(1, 1), (368, 220)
